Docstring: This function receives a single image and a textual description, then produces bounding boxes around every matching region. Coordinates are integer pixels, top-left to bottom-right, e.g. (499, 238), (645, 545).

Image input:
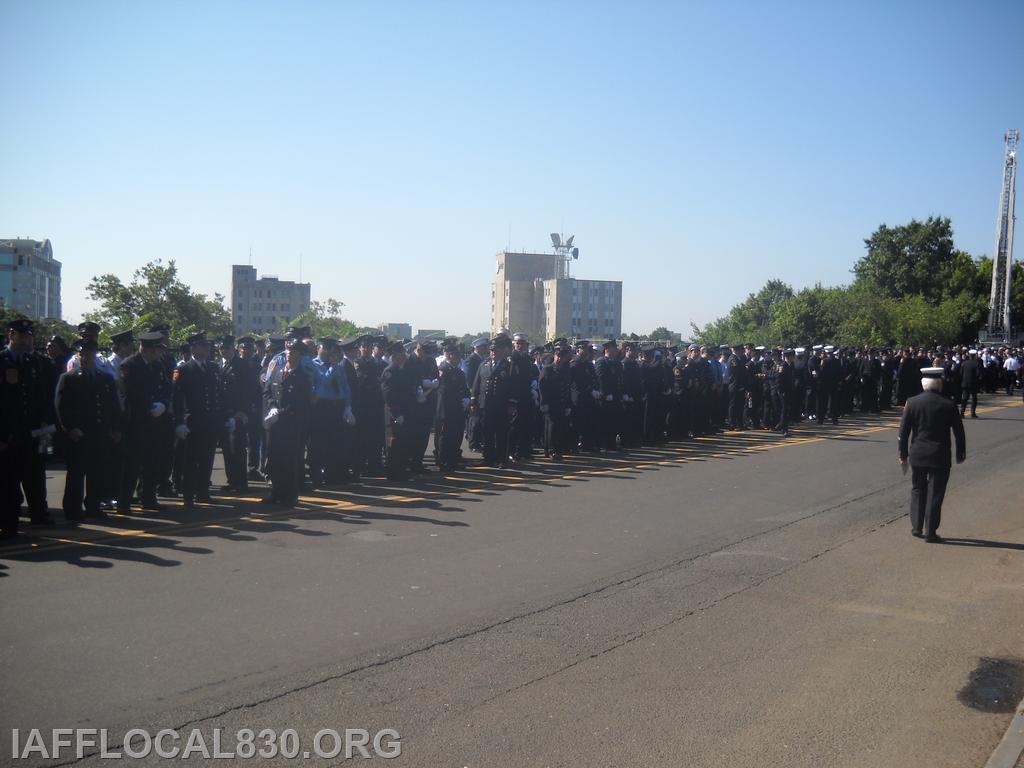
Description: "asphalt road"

(2, 395), (1023, 767)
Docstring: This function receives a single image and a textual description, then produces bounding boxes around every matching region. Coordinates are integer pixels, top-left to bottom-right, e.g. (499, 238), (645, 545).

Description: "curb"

(985, 697), (1024, 768)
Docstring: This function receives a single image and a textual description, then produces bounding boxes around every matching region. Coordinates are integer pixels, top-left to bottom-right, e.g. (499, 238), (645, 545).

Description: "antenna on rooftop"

(551, 232), (579, 279)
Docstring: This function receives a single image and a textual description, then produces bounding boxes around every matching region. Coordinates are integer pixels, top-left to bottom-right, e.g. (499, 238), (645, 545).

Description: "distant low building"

(231, 265), (311, 335)
(0, 238), (61, 320)
(415, 328), (446, 341)
(380, 322), (412, 340)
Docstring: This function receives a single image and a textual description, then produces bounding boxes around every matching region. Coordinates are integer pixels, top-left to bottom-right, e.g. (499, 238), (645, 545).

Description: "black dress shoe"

(182, 497), (195, 509)
(196, 494), (212, 503)
(29, 515), (54, 526)
(141, 500), (164, 511)
(911, 529), (923, 538)
(925, 533), (944, 543)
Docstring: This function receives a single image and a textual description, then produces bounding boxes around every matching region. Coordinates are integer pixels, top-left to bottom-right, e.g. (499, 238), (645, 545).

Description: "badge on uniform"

(5, 369), (18, 384)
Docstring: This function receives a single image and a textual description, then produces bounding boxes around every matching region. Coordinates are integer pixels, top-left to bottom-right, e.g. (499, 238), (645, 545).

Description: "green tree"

(853, 216), (959, 304)
(0, 307), (78, 349)
(648, 326), (678, 341)
(281, 298), (359, 340)
(86, 259), (231, 346)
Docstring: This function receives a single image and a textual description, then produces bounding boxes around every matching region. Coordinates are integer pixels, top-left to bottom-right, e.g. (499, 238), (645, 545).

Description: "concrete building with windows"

(491, 250), (622, 341)
(231, 265), (311, 335)
(0, 238), (62, 320)
(379, 322), (412, 340)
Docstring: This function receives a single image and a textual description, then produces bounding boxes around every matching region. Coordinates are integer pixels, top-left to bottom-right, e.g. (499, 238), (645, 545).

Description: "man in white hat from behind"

(897, 367), (967, 542)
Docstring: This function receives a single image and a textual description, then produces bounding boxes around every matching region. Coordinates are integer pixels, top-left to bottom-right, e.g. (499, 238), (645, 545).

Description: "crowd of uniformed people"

(2, 315), (1022, 539)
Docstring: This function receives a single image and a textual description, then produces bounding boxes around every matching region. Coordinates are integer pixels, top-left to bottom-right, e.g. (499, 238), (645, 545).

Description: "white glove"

(531, 389), (540, 405)
(461, 397), (471, 410)
(343, 408), (356, 426)
(175, 424), (190, 440)
(591, 389), (601, 400)
(540, 404), (549, 413)
(564, 407), (572, 416)
(149, 402), (166, 418)
(263, 408), (279, 429)
(416, 387), (426, 404)
(605, 394), (614, 402)
(394, 415), (405, 426)
(621, 394), (630, 403)
(224, 417), (235, 431)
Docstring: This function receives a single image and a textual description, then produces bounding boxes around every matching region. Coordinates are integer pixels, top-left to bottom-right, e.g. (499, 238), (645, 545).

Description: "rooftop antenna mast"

(549, 232), (579, 279)
(987, 129), (1018, 341)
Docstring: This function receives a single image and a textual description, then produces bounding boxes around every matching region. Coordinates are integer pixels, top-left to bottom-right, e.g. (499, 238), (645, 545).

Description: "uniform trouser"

(482, 408), (511, 465)
(63, 439), (109, 518)
(544, 412), (572, 455)
(354, 403), (385, 474)
(643, 395), (664, 442)
(411, 401), (435, 468)
(762, 389), (776, 428)
(860, 380), (878, 412)
(172, 437), (187, 491)
(574, 401), (599, 448)
(221, 423), (249, 488)
(120, 422), (163, 506)
(510, 402), (536, 457)
(268, 419), (304, 501)
(435, 414), (466, 467)
(247, 419), (263, 471)
(155, 418), (175, 490)
(817, 389), (839, 423)
(387, 417), (414, 477)
(773, 390), (789, 433)
(622, 400), (642, 446)
(105, 437), (124, 502)
(690, 392), (709, 436)
(910, 465), (950, 536)
(804, 385), (817, 416)
(600, 401), (621, 449)
(1006, 372), (1018, 395)
(466, 411), (483, 450)
(728, 388), (745, 428)
(0, 438), (48, 532)
(309, 400), (343, 482)
(182, 426), (217, 501)
(960, 389), (978, 415)
(880, 382), (893, 409)
(749, 391), (763, 427)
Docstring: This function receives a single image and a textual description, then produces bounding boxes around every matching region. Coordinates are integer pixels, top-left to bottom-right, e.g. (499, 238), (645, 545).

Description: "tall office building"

(491, 248), (622, 341)
(0, 238), (62, 319)
(231, 265), (311, 335)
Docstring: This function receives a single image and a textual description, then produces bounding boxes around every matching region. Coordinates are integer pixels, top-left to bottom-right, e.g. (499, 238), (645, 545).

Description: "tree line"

(692, 217), (1022, 347)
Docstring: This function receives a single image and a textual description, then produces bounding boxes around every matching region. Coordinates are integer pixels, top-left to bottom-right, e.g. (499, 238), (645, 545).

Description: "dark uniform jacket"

(959, 358), (982, 391)
(594, 356), (624, 401)
(120, 352), (172, 428)
(222, 356), (262, 419)
(55, 368), (122, 441)
(622, 358), (643, 400)
(264, 365), (313, 425)
(0, 348), (56, 443)
(354, 355), (385, 411)
(465, 353), (485, 394)
(818, 357), (841, 389)
(569, 357), (598, 406)
(436, 361), (470, 420)
(173, 358), (225, 431)
(381, 361), (417, 419)
(539, 362), (572, 415)
(898, 390), (966, 468)
(472, 357), (516, 412)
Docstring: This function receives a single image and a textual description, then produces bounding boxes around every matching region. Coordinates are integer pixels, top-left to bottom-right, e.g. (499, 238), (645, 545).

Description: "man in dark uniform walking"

(172, 331), (227, 507)
(471, 333), (516, 467)
(959, 349), (982, 418)
(0, 318), (57, 537)
(464, 338), (489, 451)
(352, 335), (387, 477)
(539, 342), (574, 459)
(263, 338), (314, 505)
(898, 366), (967, 542)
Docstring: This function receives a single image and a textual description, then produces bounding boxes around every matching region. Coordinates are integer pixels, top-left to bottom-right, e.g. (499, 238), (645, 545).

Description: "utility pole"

(986, 129), (1018, 342)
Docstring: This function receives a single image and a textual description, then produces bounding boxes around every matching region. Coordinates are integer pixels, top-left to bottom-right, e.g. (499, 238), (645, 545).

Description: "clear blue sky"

(1, 0), (1018, 335)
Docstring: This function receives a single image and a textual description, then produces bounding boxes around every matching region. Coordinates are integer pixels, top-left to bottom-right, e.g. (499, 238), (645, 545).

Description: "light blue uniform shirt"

(312, 355), (351, 404)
